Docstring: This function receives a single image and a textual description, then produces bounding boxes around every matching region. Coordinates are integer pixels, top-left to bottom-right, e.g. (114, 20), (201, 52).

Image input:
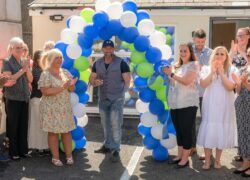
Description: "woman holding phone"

(38, 49), (77, 166)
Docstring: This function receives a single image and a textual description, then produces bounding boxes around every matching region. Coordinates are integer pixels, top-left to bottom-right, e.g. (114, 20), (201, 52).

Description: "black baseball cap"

(102, 40), (114, 48)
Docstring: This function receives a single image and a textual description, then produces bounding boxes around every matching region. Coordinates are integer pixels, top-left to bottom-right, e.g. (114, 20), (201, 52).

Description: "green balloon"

(159, 28), (167, 35)
(59, 134), (62, 141)
(128, 44), (135, 51)
(59, 140), (76, 152)
(163, 101), (169, 110)
(74, 56), (90, 71)
(80, 8), (95, 23)
(155, 26), (161, 31)
(80, 69), (91, 83)
(131, 51), (146, 65)
(137, 62), (154, 78)
(156, 86), (167, 101)
(166, 34), (172, 45)
(122, 41), (130, 49)
(148, 75), (164, 91)
(129, 63), (135, 73)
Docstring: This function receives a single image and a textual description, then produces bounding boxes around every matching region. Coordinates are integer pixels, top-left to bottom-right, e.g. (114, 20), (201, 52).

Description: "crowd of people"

(162, 27), (250, 177)
(0, 26), (249, 177)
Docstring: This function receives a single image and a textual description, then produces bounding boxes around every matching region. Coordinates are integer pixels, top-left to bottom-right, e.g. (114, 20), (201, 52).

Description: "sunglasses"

(236, 34), (249, 38)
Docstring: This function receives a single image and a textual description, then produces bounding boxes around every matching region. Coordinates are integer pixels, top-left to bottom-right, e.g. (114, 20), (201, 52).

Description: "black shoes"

(241, 172), (250, 177)
(110, 151), (120, 163)
(233, 167), (250, 174)
(94, 145), (111, 154)
(175, 161), (189, 169)
(168, 158), (181, 164)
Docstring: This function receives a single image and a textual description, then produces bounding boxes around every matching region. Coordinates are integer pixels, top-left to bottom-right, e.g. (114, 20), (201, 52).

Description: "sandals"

(52, 158), (63, 167)
(202, 161), (211, 170)
(214, 160), (221, 169)
(66, 156), (74, 165)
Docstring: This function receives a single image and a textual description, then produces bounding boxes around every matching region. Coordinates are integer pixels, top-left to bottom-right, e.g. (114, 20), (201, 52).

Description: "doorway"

(210, 17), (250, 50)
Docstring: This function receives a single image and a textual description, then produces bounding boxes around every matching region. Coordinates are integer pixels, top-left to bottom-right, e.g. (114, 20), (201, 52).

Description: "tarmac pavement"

(0, 115), (244, 180)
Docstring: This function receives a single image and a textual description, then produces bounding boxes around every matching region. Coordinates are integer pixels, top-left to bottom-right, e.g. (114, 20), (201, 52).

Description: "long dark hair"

(32, 50), (43, 68)
(175, 42), (197, 68)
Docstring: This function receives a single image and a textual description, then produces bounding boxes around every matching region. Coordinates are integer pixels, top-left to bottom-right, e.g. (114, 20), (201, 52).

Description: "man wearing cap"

(89, 40), (131, 162)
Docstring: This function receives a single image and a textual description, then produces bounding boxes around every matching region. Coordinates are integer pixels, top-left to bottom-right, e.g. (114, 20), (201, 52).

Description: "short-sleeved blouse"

(38, 69), (75, 133)
(168, 61), (199, 109)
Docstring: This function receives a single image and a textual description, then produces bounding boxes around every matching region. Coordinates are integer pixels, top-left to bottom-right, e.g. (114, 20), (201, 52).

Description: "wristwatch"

(170, 72), (175, 78)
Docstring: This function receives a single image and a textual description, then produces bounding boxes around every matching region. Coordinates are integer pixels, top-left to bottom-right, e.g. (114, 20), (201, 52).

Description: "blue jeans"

(99, 98), (124, 152)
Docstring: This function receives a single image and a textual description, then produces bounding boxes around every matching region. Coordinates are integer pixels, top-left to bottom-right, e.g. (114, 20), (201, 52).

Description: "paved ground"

(0, 115), (244, 180)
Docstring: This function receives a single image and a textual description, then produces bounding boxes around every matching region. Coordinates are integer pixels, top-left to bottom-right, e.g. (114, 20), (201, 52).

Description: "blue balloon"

(145, 47), (162, 64)
(78, 33), (93, 49)
(134, 76), (148, 91)
(93, 11), (109, 29)
(139, 88), (156, 103)
(120, 27), (139, 43)
(122, 0), (137, 13)
(136, 10), (150, 25)
(152, 145), (168, 161)
(78, 93), (89, 104)
(81, 48), (92, 57)
(98, 27), (113, 40)
(75, 80), (88, 94)
(126, 99), (135, 107)
(167, 26), (175, 35)
(66, 16), (73, 28)
(55, 41), (67, 51)
(168, 122), (176, 135)
(62, 59), (74, 69)
(158, 110), (170, 124)
(84, 24), (99, 40)
(69, 68), (80, 79)
(75, 138), (86, 150)
(154, 60), (169, 75)
(143, 134), (160, 150)
(137, 123), (151, 136)
(71, 126), (85, 141)
(106, 20), (124, 36)
(149, 99), (165, 115)
(134, 36), (150, 52)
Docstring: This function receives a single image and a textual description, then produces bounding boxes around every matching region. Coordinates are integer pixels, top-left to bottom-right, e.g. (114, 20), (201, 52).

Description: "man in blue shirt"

(191, 29), (212, 159)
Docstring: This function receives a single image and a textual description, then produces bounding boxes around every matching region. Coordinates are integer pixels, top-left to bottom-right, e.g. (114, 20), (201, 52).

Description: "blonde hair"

(43, 41), (55, 52)
(7, 37), (24, 56)
(41, 49), (63, 70)
(209, 46), (231, 73)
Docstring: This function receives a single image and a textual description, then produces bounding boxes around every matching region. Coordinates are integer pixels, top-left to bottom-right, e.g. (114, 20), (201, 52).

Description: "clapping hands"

(162, 66), (172, 77)
(0, 74), (16, 87)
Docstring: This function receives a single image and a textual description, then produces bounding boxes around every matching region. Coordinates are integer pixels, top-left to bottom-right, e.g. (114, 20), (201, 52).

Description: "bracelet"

(170, 72), (175, 78)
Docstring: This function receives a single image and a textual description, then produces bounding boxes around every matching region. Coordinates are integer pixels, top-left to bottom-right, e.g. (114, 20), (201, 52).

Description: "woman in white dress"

(197, 46), (238, 170)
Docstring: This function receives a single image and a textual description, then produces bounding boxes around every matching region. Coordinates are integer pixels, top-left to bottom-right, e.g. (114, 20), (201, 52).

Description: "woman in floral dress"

(38, 49), (77, 166)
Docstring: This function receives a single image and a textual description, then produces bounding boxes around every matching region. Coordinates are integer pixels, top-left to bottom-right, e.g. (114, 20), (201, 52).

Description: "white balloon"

(70, 93), (79, 107)
(69, 16), (86, 33)
(151, 124), (163, 140)
(160, 45), (172, 60)
(136, 99), (149, 113)
(60, 28), (77, 44)
(140, 111), (158, 127)
(106, 2), (123, 19)
(160, 133), (177, 149)
(120, 11), (137, 28)
(77, 114), (88, 127)
(95, 0), (111, 12)
(138, 19), (155, 36)
(149, 31), (166, 48)
(66, 44), (82, 59)
(73, 103), (86, 118)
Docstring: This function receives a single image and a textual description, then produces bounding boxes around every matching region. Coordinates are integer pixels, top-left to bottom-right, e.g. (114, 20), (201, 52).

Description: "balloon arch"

(56, 0), (176, 161)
